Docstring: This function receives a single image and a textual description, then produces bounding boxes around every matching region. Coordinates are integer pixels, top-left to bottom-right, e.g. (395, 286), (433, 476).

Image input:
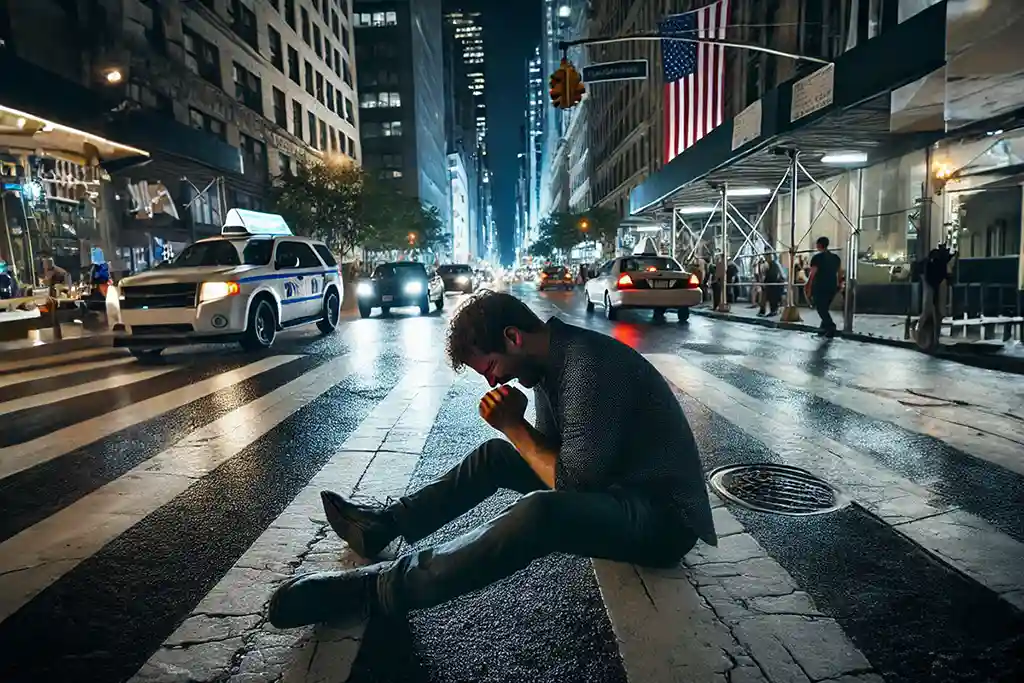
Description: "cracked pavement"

(1, 285), (1023, 682)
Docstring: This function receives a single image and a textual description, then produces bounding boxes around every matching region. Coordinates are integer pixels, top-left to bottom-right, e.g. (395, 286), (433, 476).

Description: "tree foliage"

(270, 158), (451, 258)
(528, 208), (622, 261)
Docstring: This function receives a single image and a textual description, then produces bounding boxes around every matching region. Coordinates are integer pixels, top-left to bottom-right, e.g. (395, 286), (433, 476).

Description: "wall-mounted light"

(678, 205), (717, 215)
(726, 187), (771, 197)
(105, 69), (123, 84)
(821, 151), (868, 165)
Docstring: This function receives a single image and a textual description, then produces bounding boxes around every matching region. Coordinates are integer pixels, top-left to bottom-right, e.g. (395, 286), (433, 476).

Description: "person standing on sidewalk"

(806, 236), (842, 336)
(758, 251), (784, 317)
(267, 290), (717, 628)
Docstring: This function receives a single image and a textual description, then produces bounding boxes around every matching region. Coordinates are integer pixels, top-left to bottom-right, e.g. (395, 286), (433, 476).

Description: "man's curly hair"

(445, 290), (545, 371)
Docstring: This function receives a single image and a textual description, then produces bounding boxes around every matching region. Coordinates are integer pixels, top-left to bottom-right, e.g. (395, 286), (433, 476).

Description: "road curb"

(0, 334), (117, 374)
(692, 307), (1024, 375)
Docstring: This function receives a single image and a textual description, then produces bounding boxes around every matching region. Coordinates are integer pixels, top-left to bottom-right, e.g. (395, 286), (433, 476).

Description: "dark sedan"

(438, 264), (474, 293)
(356, 262), (445, 318)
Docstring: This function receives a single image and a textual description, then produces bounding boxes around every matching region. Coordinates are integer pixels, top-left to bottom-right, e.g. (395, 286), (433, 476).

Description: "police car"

(114, 209), (342, 358)
(583, 237), (701, 322)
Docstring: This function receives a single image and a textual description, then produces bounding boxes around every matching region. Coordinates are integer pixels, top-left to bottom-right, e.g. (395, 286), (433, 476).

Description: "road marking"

(721, 354), (1024, 476)
(0, 354), (355, 623)
(0, 366), (179, 416)
(0, 355), (135, 389)
(0, 355), (300, 482)
(131, 359), (456, 683)
(647, 352), (1024, 611)
(0, 346), (121, 375)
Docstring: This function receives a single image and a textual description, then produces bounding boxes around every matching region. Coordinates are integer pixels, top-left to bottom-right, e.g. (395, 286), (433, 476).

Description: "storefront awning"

(630, 1), (949, 215)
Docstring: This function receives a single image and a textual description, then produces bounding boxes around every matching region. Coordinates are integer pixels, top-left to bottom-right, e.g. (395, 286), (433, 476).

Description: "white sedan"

(584, 252), (701, 322)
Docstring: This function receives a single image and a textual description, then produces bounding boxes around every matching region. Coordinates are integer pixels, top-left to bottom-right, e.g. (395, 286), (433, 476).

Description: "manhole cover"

(708, 464), (847, 516)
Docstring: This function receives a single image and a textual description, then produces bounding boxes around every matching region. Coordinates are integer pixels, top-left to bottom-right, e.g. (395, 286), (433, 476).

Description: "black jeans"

(814, 288), (837, 332)
(377, 439), (697, 615)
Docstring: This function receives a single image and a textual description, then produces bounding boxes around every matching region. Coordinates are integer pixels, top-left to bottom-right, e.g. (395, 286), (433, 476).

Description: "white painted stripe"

(722, 354), (1024, 476)
(132, 360), (456, 683)
(0, 354), (355, 623)
(647, 353), (1024, 610)
(0, 366), (178, 416)
(0, 355), (134, 389)
(0, 355), (300, 482)
(0, 346), (120, 376)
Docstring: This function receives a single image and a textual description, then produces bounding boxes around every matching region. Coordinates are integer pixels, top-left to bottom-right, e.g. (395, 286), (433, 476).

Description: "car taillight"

(687, 273), (700, 288)
(617, 273), (634, 289)
(646, 266), (658, 272)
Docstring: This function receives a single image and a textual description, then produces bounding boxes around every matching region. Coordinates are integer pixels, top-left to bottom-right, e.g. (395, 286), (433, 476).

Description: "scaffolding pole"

(715, 183), (730, 312)
(781, 150), (802, 322)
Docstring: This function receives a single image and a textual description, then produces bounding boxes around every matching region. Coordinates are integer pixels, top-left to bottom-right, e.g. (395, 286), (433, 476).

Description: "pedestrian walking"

(805, 236), (842, 337)
(268, 291), (717, 628)
(758, 252), (784, 317)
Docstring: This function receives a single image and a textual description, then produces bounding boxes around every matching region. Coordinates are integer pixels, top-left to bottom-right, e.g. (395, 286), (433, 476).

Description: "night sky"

(474, 0), (542, 265)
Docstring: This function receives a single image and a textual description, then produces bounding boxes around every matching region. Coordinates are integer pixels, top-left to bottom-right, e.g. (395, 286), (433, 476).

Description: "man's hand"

(479, 385), (528, 434)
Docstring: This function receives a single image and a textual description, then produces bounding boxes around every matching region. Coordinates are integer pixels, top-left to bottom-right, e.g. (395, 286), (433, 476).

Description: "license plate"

(651, 280), (671, 289)
(382, 295), (394, 302)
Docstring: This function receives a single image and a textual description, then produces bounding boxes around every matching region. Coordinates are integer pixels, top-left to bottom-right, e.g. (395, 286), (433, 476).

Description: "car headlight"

(356, 282), (374, 297)
(199, 281), (240, 303)
(456, 275), (469, 284)
(403, 280), (424, 295)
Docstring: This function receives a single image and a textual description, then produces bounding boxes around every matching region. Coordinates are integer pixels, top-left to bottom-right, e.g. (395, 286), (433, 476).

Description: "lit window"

(382, 120), (402, 136)
(385, 11), (397, 25)
(372, 12), (384, 26)
(360, 92), (377, 108)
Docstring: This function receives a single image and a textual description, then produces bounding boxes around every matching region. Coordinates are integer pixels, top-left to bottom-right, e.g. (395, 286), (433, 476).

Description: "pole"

(843, 168), (863, 334)
(781, 150), (802, 322)
(670, 208), (678, 263)
(716, 184), (730, 312)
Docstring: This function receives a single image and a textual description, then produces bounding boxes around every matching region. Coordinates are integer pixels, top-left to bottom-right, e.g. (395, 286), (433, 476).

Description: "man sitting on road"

(268, 291), (717, 627)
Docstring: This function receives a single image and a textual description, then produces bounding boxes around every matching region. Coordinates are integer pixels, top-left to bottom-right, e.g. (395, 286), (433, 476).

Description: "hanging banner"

(790, 63), (835, 122)
(732, 100), (762, 150)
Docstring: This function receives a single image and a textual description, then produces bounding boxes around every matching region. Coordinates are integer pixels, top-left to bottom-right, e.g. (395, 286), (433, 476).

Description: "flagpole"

(558, 34), (831, 66)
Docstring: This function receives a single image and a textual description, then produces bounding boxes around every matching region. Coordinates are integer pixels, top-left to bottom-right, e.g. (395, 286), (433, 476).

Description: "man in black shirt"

(806, 236), (842, 336)
(268, 291), (717, 627)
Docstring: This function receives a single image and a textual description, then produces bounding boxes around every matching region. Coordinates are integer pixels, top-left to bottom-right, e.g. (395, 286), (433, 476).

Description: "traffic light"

(566, 63), (586, 107)
(578, 217), (590, 232)
(549, 66), (568, 109)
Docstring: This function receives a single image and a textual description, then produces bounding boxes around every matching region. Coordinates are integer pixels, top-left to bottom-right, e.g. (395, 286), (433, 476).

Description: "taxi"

(583, 237), (701, 322)
(114, 209), (342, 359)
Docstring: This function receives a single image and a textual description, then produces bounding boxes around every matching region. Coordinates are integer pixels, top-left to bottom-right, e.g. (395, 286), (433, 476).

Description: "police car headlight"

(403, 281), (423, 295)
(356, 282), (374, 297)
(199, 281), (240, 303)
(456, 275), (469, 284)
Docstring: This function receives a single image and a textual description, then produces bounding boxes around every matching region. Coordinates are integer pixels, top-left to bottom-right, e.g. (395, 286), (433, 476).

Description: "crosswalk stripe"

(0, 353), (357, 623)
(0, 365), (178, 416)
(0, 355), (135, 389)
(0, 346), (122, 376)
(721, 354), (1024, 476)
(131, 359), (456, 683)
(0, 355), (300, 482)
(646, 352), (1024, 611)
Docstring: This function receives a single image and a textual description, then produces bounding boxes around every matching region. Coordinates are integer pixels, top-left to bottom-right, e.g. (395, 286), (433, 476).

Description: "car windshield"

(168, 240), (241, 268)
(374, 263), (426, 279)
(621, 257), (682, 272)
(543, 267), (567, 275)
(438, 265), (472, 274)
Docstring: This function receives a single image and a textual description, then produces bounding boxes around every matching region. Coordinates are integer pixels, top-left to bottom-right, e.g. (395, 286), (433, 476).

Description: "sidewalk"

(694, 304), (1024, 374)
(0, 322), (114, 371)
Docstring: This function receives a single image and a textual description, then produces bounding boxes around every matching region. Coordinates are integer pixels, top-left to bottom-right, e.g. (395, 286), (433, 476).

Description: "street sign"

(582, 60), (649, 83)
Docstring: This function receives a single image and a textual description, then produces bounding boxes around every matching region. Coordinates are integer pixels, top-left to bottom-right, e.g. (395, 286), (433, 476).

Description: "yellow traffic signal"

(566, 64), (586, 107)
(549, 67), (568, 109)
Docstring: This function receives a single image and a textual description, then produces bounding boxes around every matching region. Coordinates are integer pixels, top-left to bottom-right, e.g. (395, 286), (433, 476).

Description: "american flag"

(660, 0), (730, 163)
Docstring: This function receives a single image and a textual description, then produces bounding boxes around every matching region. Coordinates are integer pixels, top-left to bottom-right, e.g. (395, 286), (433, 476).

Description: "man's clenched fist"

(479, 384), (528, 433)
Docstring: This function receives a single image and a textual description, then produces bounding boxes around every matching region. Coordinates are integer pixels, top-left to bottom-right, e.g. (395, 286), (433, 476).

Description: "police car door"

(273, 240), (323, 321)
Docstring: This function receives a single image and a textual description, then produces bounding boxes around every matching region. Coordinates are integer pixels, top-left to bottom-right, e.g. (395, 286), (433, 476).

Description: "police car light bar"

(222, 208), (293, 237)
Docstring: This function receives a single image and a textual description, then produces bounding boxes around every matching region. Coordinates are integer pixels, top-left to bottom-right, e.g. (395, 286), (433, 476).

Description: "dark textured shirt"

(534, 317), (717, 546)
(810, 250), (842, 293)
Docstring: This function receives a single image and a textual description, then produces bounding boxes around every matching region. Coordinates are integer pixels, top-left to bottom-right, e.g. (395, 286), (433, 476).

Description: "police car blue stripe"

(281, 295), (323, 305)
(236, 270), (338, 284)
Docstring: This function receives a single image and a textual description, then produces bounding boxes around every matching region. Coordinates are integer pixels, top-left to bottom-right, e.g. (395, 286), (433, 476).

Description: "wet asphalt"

(2, 283), (1023, 682)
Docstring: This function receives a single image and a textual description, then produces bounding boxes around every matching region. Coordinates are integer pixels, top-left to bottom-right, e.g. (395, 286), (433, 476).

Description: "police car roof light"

(222, 208), (293, 237)
(632, 236), (661, 256)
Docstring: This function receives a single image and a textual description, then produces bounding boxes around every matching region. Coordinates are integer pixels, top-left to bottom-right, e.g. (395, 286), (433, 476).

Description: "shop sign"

(732, 100), (762, 150)
(791, 63), (835, 122)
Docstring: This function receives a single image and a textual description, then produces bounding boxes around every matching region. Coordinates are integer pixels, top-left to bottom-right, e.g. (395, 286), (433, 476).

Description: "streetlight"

(105, 69), (123, 84)
(558, 5), (571, 18)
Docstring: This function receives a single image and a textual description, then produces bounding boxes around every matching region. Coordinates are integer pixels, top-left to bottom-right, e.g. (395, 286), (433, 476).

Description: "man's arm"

(503, 422), (557, 489)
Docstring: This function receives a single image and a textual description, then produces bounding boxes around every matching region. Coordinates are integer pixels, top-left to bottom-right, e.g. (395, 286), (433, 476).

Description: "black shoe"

(268, 563), (385, 629)
(320, 491), (397, 558)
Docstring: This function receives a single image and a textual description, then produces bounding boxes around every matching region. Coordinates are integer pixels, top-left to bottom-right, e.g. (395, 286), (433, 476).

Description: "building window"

(320, 0), (328, 25)
(189, 107), (226, 140)
(287, 45), (300, 84)
(342, 27), (349, 52)
(292, 100), (303, 139)
(331, 10), (340, 38)
(385, 11), (397, 25)
(233, 62), (263, 113)
(308, 111), (317, 147)
(332, 48), (341, 76)
(319, 119), (327, 150)
(240, 134), (267, 175)
(323, 44), (332, 72)
(268, 26), (283, 71)
(183, 27), (221, 87)
(362, 122), (380, 137)
(316, 71), (324, 104)
(382, 120), (402, 136)
(284, 0), (295, 29)
(229, 0), (258, 49)
(344, 97), (355, 124)
(301, 7), (311, 44)
(347, 135), (355, 157)
(313, 25), (322, 58)
(278, 152), (292, 177)
(269, 0), (279, 9)
(326, 82), (335, 112)
(329, 126), (337, 152)
(380, 170), (403, 179)
(343, 58), (352, 87)
(373, 91), (400, 107)
(304, 60), (314, 95)
(272, 87), (287, 127)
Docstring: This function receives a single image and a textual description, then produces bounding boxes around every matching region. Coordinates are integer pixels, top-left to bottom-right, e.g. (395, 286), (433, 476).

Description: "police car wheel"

(317, 289), (341, 334)
(243, 299), (277, 350)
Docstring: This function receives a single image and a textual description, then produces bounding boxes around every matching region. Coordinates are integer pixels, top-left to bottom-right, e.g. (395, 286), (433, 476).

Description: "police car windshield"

(169, 239), (273, 268)
(621, 257), (682, 272)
